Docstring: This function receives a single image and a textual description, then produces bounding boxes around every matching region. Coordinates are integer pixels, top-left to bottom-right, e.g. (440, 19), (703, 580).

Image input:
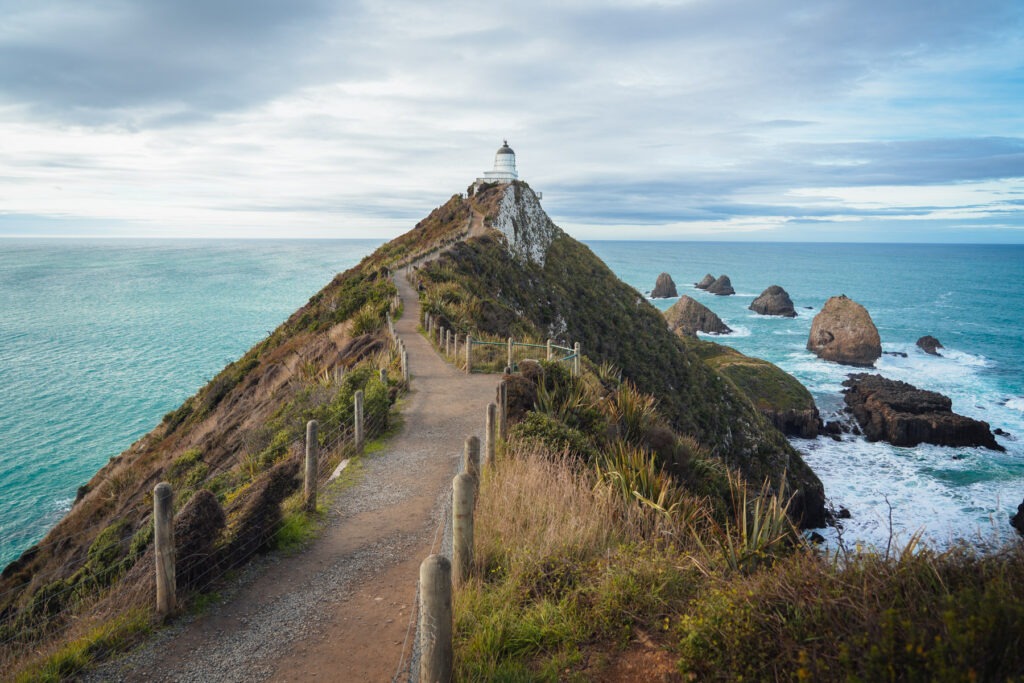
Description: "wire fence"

(420, 309), (580, 377)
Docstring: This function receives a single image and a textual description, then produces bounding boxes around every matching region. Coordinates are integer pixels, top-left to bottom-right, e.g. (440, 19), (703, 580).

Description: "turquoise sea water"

(1, 239), (1022, 567)
(0, 239), (381, 567)
(587, 241), (1024, 549)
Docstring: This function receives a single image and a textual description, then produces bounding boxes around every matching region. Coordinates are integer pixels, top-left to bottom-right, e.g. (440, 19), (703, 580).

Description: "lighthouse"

(476, 140), (519, 185)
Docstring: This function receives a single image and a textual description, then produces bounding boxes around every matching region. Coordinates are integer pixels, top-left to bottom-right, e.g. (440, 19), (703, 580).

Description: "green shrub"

(510, 412), (595, 461)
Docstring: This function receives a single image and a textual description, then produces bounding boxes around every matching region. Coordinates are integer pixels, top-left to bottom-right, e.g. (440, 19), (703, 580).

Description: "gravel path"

(87, 269), (497, 682)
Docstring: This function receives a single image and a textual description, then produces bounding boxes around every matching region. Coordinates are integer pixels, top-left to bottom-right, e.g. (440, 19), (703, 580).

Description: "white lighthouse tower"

(476, 140), (519, 185)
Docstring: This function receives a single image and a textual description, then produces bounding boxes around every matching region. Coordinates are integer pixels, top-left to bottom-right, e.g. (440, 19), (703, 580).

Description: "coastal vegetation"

(457, 437), (1024, 680)
(3, 178), (1019, 680)
(0, 252), (408, 679)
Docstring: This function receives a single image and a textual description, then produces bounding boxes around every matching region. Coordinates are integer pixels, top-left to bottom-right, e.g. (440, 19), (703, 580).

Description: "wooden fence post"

(573, 342), (581, 377)
(454, 333), (460, 360)
(304, 420), (318, 512)
(402, 350), (409, 383)
(546, 338), (553, 361)
(379, 368), (387, 384)
(154, 482), (175, 618)
(354, 389), (364, 449)
(464, 435), (480, 482)
(419, 555), (453, 683)
(485, 403), (496, 467)
(507, 336), (514, 369)
(438, 326), (444, 348)
(499, 381), (508, 441)
(445, 329), (451, 357)
(465, 335), (473, 374)
(453, 472), (475, 587)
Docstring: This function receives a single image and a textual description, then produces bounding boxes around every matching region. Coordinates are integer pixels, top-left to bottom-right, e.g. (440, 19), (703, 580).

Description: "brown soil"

(95, 265), (498, 681)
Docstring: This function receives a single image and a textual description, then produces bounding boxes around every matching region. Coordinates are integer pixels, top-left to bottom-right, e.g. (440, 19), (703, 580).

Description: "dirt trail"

(93, 269), (498, 682)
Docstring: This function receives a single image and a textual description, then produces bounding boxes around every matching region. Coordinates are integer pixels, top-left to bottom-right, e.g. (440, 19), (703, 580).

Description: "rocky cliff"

(418, 182), (825, 527)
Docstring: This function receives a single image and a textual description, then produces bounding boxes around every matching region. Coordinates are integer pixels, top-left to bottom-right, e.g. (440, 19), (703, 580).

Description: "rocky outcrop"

(842, 374), (1004, 451)
(707, 275), (735, 296)
(491, 182), (560, 266)
(807, 295), (881, 367)
(1012, 500), (1024, 536)
(651, 272), (678, 298)
(695, 274), (715, 289)
(690, 339), (821, 439)
(750, 285), (796, 317)
(916, 335), (944, 356)
(664, 296), (732, 337)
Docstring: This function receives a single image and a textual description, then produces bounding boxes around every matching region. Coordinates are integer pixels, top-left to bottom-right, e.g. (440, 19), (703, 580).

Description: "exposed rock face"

(491, 182), (560, 266)
(916, 335), (944, 356)
(807, 295), (882, 367)
(664, 295), (732, 337)
(695, 273), (715, 289)
(1012, 500), (1024, 536)
(750, 285), (796, 317)
(707, 275), (735, 296)
(842, 374), (1004, 451)
(651, 272), (678, 298)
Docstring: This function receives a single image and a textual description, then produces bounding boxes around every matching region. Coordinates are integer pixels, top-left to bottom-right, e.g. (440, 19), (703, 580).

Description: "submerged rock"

(750, 285), (796, 317)
(916, 335), (944, 356)
(695, 273), (715, 289)
(651, 272), (678, 298)
(807, 295), (882, 367)
(707, 275), (735, 296)
(842, 373), (1004, 451)
(664, 295), (732, 337)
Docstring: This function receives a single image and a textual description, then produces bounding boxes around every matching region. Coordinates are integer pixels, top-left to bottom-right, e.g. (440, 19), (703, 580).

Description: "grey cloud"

(0, 0), (357, 122)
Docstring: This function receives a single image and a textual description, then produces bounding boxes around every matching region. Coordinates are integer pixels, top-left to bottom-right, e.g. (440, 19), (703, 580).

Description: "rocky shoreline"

(842, 373), (1004, 451)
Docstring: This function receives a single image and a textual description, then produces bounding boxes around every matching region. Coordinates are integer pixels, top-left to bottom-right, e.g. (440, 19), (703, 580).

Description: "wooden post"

(438, 326), (444, 348)
(573, 342), (581, 377)
(454, 333), (460, 360)
(304, 420), (318, 513)
(464, 435), (480, 481)
(452, 472), (475, 587)
(419, 555), (453, 683)
(465, 335), (473, 374)
(546, 338), (553, 361)
(154, 482), (175, 618)
(379, 368), (388, 384)
(354, 389), (364, 449)
(445, 329), (451, 357)
(507, 336), (514, 369)
(485, 403), (496, 467)
(402, 350), (409, 383)
(499, 381), (508, 441)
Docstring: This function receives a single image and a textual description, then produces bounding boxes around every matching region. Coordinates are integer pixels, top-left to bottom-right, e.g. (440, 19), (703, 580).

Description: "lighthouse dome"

(475, 140), (520, 185)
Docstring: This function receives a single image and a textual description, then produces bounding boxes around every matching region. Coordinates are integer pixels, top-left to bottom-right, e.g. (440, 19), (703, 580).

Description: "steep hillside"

(416, 181), (825, 526)
(1, 255), (406, 674)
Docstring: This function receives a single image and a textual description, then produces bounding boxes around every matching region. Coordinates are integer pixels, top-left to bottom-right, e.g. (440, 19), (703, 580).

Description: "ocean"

(1, 239), (1021, 567)
(587, 241), (1024, 550)
(0, 239), (381, 568)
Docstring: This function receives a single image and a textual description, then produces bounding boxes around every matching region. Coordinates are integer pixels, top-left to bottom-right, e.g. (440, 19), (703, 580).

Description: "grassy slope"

(0, 245), (422, 678)
(458, 448), (1024, 682)
(421, 182), (825, 526)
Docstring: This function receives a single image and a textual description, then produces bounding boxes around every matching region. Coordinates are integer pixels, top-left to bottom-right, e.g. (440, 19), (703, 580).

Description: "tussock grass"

(456, 445), (1024, 681)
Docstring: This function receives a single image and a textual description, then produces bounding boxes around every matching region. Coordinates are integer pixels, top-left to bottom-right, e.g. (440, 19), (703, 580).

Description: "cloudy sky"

(1, 0), (1022, 242)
